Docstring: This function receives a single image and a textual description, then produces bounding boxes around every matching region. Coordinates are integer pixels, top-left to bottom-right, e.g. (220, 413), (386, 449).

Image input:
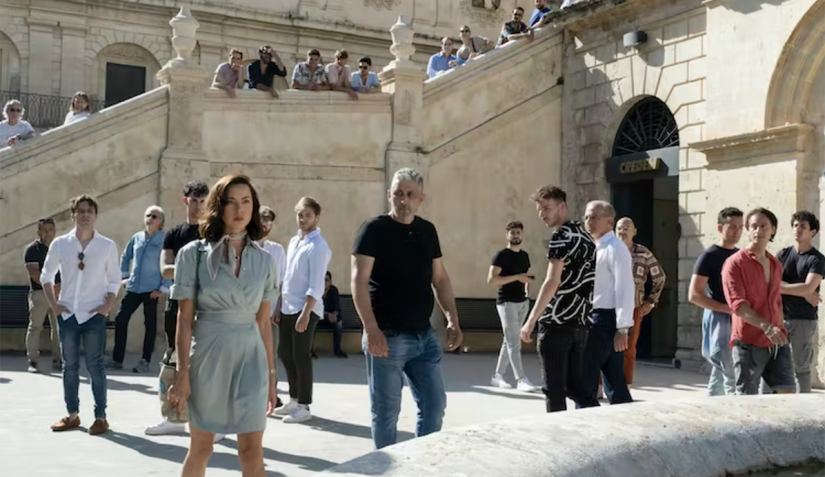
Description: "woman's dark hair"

(200, 174), (264, 242)
(359, 56), (372, 66)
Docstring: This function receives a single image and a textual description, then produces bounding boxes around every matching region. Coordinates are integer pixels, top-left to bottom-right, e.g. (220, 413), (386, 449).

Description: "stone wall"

(325, 394), (825, 477)
(201, 90), (392, 292)
(421, 31), (565, 298)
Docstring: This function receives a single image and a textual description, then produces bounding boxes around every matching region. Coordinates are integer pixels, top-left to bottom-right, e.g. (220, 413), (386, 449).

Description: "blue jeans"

(702, 310), (735, 396)
(363, 327), (446, 450)
(57, 314), (108, 419)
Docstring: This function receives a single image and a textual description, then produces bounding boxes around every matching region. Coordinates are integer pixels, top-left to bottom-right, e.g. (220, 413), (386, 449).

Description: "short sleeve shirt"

(24, 240), (60, 290)
(776, 246), (825, 320)
(325, 64), (352, 85)
(353, 214), (442, 333)
(214, 62), (240, 89)
(163, 223), (201, 258)
(693, 245), (738, 305)
(292, 62), (328, 86)
(540, 221), (596, 326)
(0, 120), (35, 143)
(491, 248), (530, 304)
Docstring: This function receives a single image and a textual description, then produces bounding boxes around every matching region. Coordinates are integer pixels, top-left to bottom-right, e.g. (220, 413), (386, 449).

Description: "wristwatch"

(618, 328), (630, 335)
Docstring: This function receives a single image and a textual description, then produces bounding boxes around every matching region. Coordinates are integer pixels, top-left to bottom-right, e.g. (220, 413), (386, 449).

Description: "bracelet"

(268, 369), (277, 376)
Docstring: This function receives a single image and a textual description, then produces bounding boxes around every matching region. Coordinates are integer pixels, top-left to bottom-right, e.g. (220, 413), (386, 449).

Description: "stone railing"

(324, 394), (825, 477)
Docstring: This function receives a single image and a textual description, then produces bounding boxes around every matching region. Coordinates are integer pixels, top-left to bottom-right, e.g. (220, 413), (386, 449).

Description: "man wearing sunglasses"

(108, 205), (171, 374)
(1, 99), (35, 147)
(41, 195), (121, 435)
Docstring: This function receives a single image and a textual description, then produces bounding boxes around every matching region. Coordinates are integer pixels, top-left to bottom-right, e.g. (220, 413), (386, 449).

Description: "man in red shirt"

(721, 208), (795, 395)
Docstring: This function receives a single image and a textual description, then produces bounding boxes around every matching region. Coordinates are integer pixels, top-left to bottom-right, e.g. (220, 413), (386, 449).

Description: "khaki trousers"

(26, 289), (61, 362)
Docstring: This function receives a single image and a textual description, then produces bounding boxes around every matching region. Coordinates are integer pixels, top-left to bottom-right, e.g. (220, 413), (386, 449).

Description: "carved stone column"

(379, 16), (429, 191)
(379, 17), (448, 345)
(156, 6), (209, 225)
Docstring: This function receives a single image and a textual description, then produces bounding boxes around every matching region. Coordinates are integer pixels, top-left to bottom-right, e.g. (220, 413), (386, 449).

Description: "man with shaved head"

(615, 217), (666, 387)
(581, 201), (633, 405)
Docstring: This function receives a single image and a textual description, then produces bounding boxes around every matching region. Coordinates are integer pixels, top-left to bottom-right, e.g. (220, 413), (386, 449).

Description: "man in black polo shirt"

(777, 211), (823, 393)
(352, 167), (463, 450)
(23, 217), (61, 373)
(144, 179), (208, 437)
(248, 45), (287, 98)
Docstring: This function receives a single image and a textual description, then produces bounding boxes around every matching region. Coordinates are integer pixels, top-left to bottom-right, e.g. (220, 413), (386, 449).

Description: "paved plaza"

(0, 352), (709, 476)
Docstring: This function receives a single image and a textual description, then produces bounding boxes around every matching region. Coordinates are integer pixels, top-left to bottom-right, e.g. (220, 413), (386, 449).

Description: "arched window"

(612, 97), (680, 156)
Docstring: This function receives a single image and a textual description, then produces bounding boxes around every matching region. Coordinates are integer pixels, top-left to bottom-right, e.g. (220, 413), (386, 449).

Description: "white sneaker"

(145, 420), (187, 435)
(273, 400), (299, 417)
(516, 378), (540, 392)
(490, 374), (513, 389)
(213, 433), (226, 443)
(283, 405), (311, 423)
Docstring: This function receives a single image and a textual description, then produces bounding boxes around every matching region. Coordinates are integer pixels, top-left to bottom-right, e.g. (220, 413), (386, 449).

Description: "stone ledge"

(324, 394), (825, 477)
(690, 123), (814, 165)
(203, 88), (391, 113)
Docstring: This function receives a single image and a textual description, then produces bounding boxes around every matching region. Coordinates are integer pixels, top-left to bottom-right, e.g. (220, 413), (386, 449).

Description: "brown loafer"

(51, 416), (81, 432)
(88, 418), (110, 435)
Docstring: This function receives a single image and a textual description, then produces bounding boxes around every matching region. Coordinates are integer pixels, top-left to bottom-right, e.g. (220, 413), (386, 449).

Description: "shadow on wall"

(717, 0), (786, 14)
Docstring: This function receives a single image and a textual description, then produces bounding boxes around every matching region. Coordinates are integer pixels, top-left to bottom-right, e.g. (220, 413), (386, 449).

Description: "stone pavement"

(0, 352), (708, 477)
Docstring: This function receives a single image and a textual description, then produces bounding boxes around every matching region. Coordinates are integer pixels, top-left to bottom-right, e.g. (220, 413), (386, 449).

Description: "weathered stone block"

(675, 36), (703, 63)
(667, 80), (702, 110)
(688, 56), (706, 81)
(679, 123), (703, 145)
(679, 212), (702, 237)
(685, 191), (707, 214)
(663, 20), (689, 44)
(688, 149), (708, 169)
(680, 168), (702, 192)
(688, 14), (707, 37)
(573, 87), (596, 109)
(656, 62), (688, 98)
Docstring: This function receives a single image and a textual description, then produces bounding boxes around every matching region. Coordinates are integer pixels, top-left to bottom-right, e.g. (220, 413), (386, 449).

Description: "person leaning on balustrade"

(1, 99), (35, 146)
(350, 57), (381, 93)
(64, 92), (92, 125)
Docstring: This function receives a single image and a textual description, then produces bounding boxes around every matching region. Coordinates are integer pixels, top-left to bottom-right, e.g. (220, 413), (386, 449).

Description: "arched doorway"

(96, 43), (161, 107)
(605, 96), (680, 362)
(0, 31), (22, 92)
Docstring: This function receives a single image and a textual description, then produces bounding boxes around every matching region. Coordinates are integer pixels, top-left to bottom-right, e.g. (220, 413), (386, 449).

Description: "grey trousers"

(787, 319), (818, 393)
(495, 300), (530, 380)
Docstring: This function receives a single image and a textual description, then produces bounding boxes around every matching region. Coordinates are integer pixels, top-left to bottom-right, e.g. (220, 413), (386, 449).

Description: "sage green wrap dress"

(170, 239), (279, 435)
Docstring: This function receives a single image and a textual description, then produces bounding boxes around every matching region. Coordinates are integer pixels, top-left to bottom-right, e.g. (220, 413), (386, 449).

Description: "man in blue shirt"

(528, 0), (552, 29)
(427, 37), (457, 79)
(109, 205), (171, 373)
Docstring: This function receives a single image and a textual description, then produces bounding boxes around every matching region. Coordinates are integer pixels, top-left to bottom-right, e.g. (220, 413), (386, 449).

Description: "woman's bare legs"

(181, 425), (215, 477)
(237, 430), (265, 476)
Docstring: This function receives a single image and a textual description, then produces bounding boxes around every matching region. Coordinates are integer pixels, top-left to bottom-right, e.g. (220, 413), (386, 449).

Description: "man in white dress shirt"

(258, 205), (287, 411)
(41, 195), (121, 435)
(581, 200), (634, 405)
(275, 197), (332, 423)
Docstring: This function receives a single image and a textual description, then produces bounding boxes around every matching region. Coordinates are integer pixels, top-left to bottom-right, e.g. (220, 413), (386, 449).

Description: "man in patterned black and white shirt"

(520, 185), (599, 412)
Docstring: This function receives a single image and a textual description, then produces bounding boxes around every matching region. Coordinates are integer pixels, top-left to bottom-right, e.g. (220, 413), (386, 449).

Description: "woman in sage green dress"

(168, 174), (279, 477)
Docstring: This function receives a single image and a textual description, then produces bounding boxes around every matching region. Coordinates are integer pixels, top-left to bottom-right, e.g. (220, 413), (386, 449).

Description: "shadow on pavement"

(305, 415), (415, 443)
(219, 436), (338, 472)
(101, 431), (292, 476)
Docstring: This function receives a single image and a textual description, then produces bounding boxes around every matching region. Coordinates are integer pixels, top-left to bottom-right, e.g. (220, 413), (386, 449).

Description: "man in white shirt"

(581, 200), (634, 405)
(41, 195), (121, 435)
(274, 197), (332, 424)
(259, 205), (287, 410)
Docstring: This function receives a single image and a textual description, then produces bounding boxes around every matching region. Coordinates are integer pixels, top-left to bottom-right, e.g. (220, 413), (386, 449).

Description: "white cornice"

(689, 123), (815, 164)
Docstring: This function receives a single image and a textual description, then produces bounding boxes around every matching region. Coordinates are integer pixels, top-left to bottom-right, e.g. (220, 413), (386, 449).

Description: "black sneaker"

(275, 397), (284, 409)
(334, 351), (348, 359)
(27, 360), (38, 373)
(310, 351), (318, 359)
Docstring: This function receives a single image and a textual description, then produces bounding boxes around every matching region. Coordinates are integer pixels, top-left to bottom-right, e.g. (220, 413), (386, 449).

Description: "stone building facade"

(0, 0), (532, 111)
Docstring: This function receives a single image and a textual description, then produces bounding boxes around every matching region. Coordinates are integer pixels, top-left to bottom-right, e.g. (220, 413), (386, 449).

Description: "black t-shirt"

(491, 248), (530, 304)
(777, 246), (824, 321)
(540, 221), (596, 326)
(693, 245), (738, 305)
(353, 214), (442, 333)
(24, 240), (60, 290)
(163, 223), (201, 257)
(163, 223), (201, 301)
(323, 284), (342, 317)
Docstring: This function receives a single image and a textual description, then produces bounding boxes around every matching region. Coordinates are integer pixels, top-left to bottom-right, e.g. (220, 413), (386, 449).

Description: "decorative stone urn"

(169, 6), (199, 61)
(388, 16), (415, 66)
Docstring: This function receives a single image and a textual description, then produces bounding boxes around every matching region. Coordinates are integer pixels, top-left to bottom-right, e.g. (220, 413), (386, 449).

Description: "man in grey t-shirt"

(212, 49), (244, 98)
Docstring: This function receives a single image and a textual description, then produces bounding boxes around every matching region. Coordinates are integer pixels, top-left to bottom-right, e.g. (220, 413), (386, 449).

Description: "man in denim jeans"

(688, 207), (744, 396)
(352, 167), (463, 449)
(41, 195), (121, 435)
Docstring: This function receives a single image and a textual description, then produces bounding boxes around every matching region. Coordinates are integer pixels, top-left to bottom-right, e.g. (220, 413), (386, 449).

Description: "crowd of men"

(20, 168), (822, 453)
